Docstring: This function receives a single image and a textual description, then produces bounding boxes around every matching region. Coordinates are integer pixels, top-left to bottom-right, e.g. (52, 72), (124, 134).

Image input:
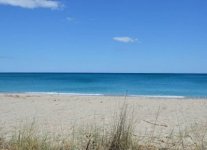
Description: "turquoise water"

(0, 73), (207, 97)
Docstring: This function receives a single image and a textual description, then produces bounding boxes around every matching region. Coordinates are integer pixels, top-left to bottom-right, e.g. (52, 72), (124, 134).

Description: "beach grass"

(0, 104), (207, 150)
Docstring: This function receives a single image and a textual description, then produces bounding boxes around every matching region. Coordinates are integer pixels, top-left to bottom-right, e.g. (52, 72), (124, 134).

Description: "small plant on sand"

(109, 104), (136, 150)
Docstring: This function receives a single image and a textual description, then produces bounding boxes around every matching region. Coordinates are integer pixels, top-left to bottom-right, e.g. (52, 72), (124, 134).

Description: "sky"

(0, 0), (207, 73)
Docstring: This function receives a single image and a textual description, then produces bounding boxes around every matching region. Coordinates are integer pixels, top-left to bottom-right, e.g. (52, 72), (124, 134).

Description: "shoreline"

(1, 92), (207, 99)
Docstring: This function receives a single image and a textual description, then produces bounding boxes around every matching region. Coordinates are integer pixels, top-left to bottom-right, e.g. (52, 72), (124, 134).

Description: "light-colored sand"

(0, 94), (207, 136)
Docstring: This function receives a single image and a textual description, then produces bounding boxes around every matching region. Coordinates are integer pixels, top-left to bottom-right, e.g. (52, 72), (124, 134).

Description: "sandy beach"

(1, 93), (207, 137)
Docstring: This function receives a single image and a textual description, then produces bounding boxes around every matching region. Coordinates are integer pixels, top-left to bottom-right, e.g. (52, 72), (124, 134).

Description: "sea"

(0, 73), (207, 98)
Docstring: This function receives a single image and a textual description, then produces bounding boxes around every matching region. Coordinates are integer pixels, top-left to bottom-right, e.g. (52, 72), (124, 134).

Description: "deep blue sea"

(0, 73), (207, 97)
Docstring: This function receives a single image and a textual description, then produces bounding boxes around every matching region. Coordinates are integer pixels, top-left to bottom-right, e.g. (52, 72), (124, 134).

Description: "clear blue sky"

(0, 0), (207, 73)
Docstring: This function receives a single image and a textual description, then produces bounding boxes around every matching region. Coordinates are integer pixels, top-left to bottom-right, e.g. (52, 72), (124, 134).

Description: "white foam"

(25, 92), (104, 96)
(129, 95), (186, 98)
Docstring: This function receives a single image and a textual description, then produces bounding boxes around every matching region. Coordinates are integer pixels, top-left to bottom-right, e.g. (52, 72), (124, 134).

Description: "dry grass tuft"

(109, 104), (136, 150)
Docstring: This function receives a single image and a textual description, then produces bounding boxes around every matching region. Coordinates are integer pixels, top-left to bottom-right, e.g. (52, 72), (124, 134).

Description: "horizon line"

(0, 72), (207, 74)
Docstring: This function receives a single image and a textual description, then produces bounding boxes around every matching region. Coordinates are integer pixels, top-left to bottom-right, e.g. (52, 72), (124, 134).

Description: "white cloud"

(0, 0), (61, 9)
(66, 17), (74, 21)
(113, 36), (138, 43)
